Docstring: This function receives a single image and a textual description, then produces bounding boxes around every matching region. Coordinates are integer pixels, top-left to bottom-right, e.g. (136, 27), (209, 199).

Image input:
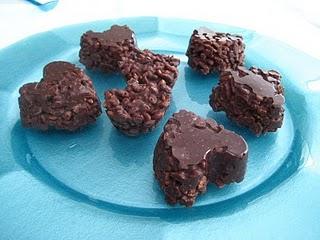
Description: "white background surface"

(0, 0), (320, 59)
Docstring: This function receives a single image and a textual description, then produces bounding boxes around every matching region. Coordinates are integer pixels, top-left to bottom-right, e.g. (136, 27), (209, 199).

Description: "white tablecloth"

(1, 0), (320, 59)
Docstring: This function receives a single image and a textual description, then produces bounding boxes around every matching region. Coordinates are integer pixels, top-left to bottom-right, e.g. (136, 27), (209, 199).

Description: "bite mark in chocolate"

(153, 110), (248, 207)
(80, 25), (180, 136)
(105, 49), (180, 136)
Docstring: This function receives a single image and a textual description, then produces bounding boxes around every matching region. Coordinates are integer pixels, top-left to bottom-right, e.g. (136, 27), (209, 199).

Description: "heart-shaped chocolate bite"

(18, 61), (101, 131)
(153, 110), (248, 207)
(210, 66), (285, 135)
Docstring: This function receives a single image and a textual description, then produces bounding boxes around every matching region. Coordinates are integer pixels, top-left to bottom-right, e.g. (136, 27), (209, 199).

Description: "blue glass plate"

(0, 17), (319, 239)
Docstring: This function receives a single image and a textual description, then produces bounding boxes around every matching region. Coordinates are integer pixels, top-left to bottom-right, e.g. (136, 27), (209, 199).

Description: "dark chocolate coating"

(79, 25), (136, 73)
(153, 110), (248, 207)
(210, 66), (285, 135)
(186, 27), (245, 75)
(18, 61), (102, 131)
(104, 49), (180, 136)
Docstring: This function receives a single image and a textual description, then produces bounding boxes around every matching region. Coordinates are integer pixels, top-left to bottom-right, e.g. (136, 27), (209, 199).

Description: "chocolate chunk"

(104, 49), (180, 136)
(18, 61), (102, 131)
(210, 66), (285, 135)
(79, 25), (136, 73)
(153, 110), (248, 207)
(186, 27), (245, 75)
(80, 25), (180, 135)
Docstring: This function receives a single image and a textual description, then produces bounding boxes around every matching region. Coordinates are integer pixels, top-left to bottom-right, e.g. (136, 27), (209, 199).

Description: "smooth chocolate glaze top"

(231, 67), (285, 105)
(34, 61), (99, 103)
(166, 110), (248, 169)
(86, 25), (135, 46)
(43, 61), (77, 80)
(196, 27), (243, 41)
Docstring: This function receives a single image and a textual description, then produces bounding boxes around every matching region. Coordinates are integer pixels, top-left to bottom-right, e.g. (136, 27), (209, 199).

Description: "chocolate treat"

(105, 50), (180, 136)
(210, 66), (285, 135)
(18, 61), (102, 131)
(119, 49), (180, 88)
(186, 27), (245, 75)
(153, 110), (248, 207)
(79, 25), (136, 73)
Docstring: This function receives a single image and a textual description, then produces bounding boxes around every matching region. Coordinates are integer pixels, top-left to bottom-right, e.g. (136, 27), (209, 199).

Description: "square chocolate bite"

(79, 25), (136, 73)
(186, 27), (245, 75)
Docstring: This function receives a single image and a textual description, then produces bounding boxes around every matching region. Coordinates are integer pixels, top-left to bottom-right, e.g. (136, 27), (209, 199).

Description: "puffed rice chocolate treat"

(105, 50), (180, 136)
(210, 66), (285, 135)
(153, 110), (248, 207)
(119, 49), (180, 88)
(186, 27), (245, 75)
(79, 25), (136, 73)
(18, 61), (102, 131)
